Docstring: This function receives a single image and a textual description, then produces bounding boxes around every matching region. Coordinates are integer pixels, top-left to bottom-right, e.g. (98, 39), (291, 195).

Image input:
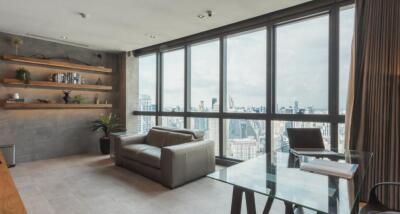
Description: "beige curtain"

(345, 0), (400, 209)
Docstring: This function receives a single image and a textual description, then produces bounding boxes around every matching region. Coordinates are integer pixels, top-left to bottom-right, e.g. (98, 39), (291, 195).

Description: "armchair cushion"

(146, 129), (168, 147)
(120, 144), (161, 169)
(135, 148), (161, 169)
(164, 132), (193, 147)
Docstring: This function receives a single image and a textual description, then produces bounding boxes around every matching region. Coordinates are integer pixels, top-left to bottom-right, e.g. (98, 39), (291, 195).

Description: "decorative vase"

(62, 90), (71, 104)
(99, 137), (110, 154)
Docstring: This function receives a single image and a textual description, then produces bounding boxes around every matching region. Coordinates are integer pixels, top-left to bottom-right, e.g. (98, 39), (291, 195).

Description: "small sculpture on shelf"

(95, 77), (102, 85)
(62, 90), (71, 104)
(94, 94), (100, 104)
(37, 99), (51, 104)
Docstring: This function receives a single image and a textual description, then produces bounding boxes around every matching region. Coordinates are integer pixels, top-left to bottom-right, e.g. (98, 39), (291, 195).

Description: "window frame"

(134, 1), (354, 165)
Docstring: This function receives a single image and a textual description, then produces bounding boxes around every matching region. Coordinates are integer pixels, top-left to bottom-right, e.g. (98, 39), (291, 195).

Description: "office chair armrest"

(369, 182), (400, 205)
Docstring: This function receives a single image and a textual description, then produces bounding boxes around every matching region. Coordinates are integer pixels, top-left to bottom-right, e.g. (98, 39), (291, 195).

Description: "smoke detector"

(78, 12), (90, 19)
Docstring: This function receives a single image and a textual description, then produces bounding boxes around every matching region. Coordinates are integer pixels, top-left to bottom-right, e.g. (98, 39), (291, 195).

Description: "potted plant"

(91, 113), (123, 154)
(72, 94), (86, 104)
(15, 68), (31, 84)
(12, 37), (23, 55)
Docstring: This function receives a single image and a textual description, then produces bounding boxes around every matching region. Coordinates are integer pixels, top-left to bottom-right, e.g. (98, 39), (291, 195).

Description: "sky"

(138, 7), (355, 113)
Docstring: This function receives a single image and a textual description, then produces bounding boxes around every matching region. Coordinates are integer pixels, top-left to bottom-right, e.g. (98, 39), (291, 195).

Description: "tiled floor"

(10, 154), (285, 214)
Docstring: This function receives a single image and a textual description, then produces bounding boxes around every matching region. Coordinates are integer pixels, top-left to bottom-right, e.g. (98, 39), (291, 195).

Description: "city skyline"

(138, 96), (341, 160)
(136, 7), (355, 160)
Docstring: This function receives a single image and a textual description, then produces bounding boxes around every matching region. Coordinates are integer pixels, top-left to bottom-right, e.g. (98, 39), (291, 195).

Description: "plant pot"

(99, 137), (110, 155)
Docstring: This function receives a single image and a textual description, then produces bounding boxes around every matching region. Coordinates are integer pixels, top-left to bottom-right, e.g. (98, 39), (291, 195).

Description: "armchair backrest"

(152, 126), (204, 141)
(146, 127), (205, 148)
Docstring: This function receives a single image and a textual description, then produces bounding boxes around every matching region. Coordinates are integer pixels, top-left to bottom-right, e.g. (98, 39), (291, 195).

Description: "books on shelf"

(300, 159), (358, 179)
(5, 99), (25, 104)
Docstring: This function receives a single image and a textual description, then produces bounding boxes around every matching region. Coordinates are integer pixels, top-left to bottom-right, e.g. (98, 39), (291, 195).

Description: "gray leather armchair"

(113, 127), (215, 188)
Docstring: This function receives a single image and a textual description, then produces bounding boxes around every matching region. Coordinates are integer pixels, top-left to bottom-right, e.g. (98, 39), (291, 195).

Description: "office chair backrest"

(287, 128), (325, 149)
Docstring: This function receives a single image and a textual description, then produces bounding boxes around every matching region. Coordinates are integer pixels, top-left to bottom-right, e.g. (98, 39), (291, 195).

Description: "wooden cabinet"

(0, 151), (26, 214)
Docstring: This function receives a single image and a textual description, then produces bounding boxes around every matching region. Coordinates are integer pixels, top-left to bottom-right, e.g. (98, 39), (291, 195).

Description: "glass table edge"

(207, 175), (329, 214)
(207, 151), (373, 214)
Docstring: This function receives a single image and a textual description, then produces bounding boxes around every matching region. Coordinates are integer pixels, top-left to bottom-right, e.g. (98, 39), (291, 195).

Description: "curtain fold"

(345, 0), (400, 209)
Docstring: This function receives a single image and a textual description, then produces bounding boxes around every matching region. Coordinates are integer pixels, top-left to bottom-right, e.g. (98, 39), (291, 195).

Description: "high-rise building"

(229, 138), (257, 160)
(139, 94), (152, 111)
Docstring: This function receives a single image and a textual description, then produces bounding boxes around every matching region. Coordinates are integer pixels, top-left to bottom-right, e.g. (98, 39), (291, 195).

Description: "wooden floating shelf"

(3, 103), (112, 110)
(3, 78), (112, 91)
(1, 55), (112, 74)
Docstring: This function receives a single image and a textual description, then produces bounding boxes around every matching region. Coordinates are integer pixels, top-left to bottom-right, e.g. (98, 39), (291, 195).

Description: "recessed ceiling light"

(197, 14), (205, 19)
(149, 35), (156, 39)
(60, 35), (68, 40)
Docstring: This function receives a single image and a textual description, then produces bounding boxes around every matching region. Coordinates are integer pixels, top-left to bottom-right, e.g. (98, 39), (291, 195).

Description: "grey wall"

(0, 32), (121, 163)
(119, 53), (139, 133)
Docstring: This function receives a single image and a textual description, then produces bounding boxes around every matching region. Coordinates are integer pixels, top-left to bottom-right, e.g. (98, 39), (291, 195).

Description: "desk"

(208, 151), (372, 214)
(0, 151), (26, 214)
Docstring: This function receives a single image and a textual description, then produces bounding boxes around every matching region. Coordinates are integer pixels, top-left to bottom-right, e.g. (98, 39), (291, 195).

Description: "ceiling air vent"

(26, 33), (90, 48)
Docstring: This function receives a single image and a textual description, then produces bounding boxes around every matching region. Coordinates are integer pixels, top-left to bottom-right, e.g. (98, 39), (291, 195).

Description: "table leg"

(231, 186), (243, 214)
(245, 191), (256, 214)
(351, 197), (360, 214)
(284, 202), (294, 214)
(262, 197), (274, 214)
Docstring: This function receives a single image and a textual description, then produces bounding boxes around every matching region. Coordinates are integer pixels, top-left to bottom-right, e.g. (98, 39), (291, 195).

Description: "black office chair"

(286, 128), (325, 214)
(359, 182), (400, 214)
(287, 128), (325, 149)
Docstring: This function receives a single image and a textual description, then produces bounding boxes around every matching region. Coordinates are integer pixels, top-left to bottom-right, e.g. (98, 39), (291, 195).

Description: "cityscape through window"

(161, 117), (184, 129)
(189, 118), (220, 154)
(138, 54), (156, 112)
(226, 28), (267, 113)
(224, 119), (266, 160)
(190, 40), (220, 112)
(272, 121), (331, 151)
(137, 116), (156, 134)
(339, 7), (355, 114)
(275, 15), (329, 115)
(136, 5), (354, 161)
(162, 49), (184, 112)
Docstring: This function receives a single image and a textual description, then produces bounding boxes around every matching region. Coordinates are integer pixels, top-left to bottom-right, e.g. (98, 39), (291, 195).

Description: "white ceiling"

(0, 0), (310, 52)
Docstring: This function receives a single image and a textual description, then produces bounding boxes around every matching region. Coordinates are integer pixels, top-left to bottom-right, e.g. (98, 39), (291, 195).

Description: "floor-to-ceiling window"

(162, 49), (185, 112)
(223, 28), (267, 160)
(338, 6), (355, 152)
(137, 54), (157, 134)
(189, 40), (220, 112)
(273, 14), (330, 151)
(135, 2), (355, 163)
(225, 28), (267, 114)
(275, 15), (329, 115)
(187, 39), (221, 153)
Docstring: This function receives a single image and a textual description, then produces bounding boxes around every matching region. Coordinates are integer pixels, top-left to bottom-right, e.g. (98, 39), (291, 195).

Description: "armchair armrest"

(114, 134), (147, 165)
(161, 140), (215, 188)
(116, 134), (147, 146)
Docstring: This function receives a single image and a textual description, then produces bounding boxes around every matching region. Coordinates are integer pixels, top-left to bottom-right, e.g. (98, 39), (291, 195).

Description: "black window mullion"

(184, 45), (191, 128)
(219, 36), (227, 158)
(266, 25), (273, 153)
(156, 52), (162, 125)
(329, 6), (340, 149)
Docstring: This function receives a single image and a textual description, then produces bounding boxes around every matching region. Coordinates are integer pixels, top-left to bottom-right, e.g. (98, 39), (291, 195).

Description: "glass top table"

(208, 150), (372, 214)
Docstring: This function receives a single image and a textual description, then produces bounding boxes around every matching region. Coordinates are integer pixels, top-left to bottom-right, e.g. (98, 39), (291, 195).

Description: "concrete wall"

(119, 53), (139, 133)
(0, 32), (120, 163)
